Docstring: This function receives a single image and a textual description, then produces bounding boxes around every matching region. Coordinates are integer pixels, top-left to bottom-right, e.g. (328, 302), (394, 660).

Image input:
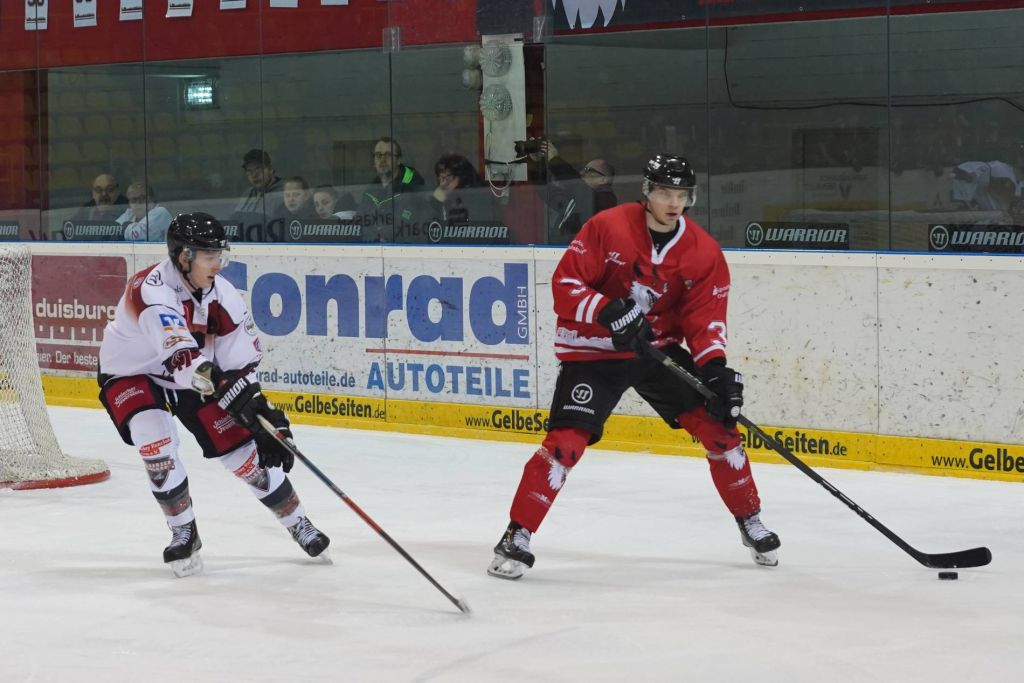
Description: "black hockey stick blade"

(641, 342), (992, 570)
(913, 546), (991, 570)
(256, 415), (472, 614)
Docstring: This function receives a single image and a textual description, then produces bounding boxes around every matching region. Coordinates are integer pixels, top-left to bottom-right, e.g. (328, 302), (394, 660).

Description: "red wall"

(0, 1), (482, 72)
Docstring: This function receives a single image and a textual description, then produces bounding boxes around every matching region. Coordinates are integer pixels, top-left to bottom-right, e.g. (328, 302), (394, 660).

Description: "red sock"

(509, 427), (590, 532)
(678, 408), (761, 518)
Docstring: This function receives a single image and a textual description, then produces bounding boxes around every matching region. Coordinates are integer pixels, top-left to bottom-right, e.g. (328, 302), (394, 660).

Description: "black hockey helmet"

(167, 212), (229, 266)
(642, 154), (697, 207)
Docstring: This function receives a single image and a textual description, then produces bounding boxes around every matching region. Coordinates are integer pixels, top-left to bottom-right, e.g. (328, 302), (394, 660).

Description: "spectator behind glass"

(273, 176), (316, 221)
(312, 185), (356, 222)
(72, 173), (128, 222)
(532, 139), (619, 242)
(117, 182), (172, 242)
(357, 137), (426, 242)
(400, 153), (504, 243)
(952, 161), (1018, 213)
(234, 148), (283, 215)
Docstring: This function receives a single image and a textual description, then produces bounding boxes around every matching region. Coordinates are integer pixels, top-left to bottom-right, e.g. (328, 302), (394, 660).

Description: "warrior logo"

(570, 383), (593, 404)
(929, 224), (950, 251)
(746, 222), (765, 247)
(428, 221), (444, 243)
(605, 251), (626, 265)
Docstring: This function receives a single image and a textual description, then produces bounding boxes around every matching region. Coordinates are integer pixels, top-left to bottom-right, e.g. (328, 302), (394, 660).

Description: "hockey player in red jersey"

(488, 154), (780, 579)
(98, 213), (329, 577)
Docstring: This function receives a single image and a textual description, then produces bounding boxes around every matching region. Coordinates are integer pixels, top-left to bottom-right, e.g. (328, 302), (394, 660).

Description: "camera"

(514, 139), (544, 156)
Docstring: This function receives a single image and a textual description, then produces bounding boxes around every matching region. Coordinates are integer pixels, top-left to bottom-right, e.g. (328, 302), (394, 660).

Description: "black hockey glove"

(699, 358), (744, 428)
(253, 405), (295, 473)
(596, 298), (651, 353)
(213, 373), (265, 429)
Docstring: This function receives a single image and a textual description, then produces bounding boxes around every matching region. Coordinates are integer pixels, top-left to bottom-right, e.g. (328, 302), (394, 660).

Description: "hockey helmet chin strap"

(174, 247), (218, 301)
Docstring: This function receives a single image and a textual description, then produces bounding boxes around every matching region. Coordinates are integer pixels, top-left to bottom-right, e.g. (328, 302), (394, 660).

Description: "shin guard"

(678, 408), (761, 518)
(509, 427), (590, 532)
(219, 442), (305, 528)
(128, 409), (194, 526)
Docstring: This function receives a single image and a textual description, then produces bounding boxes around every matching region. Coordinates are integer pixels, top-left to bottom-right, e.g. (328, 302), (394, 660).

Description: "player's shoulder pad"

(128, 261), (179, 310)
(212, 273), (249, 322)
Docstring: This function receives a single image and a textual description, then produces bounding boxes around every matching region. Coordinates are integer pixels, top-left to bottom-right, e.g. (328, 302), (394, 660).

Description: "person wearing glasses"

(400, 152), (503, 243)
(71, 172), (129, 223)
(528, 139), (619, 242)
(357, 137), (425, 242)
(232, 148), (283, 226)
(117, 182), (173, 242)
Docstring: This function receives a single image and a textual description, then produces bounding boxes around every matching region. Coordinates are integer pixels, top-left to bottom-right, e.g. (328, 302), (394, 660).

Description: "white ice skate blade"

(312, 549), (333, 565)
(169, 552), (204, 578)
(487, 554), (527, 580)
(749, 548), (779, 567)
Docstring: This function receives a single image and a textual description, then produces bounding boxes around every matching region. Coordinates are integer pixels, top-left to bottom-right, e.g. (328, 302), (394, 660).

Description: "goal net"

(0, 244), (109, 489)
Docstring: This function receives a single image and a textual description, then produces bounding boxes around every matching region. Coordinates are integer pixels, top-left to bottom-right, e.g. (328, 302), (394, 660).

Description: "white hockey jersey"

(99, 259), (262, 390)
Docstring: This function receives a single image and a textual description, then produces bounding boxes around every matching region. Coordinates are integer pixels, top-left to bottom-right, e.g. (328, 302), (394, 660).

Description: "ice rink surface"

(2, 407), (1021, 682)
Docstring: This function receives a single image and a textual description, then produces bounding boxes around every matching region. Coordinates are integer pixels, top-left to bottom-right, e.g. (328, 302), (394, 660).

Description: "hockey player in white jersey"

(98, 212), (329, 577)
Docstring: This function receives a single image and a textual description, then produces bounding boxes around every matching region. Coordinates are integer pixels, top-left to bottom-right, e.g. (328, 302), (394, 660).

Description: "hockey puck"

(938, 571), (959, 580)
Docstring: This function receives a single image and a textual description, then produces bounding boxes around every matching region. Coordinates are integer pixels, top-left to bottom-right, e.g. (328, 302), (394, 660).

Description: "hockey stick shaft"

(643, 343), (991, 569)
(256, 415), (472, 614)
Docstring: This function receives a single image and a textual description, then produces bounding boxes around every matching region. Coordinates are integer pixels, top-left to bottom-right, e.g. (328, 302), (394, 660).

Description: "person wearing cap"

(234, 149), (283, 216)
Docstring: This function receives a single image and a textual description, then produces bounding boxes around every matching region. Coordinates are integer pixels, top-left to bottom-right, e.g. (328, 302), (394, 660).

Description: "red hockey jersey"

(552, 202), (731, 365)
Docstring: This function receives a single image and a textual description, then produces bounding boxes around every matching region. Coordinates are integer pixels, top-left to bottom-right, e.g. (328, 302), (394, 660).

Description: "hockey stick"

(255, 415), (472, 614)
(641, 343), (992, 570)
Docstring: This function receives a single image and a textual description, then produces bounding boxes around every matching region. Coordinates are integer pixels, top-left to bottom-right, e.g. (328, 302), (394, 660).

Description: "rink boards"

(29, 242), (1024, 483)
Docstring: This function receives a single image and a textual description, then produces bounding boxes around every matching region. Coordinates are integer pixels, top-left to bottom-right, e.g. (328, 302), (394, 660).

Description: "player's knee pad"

(540, 427), (591, 468)
(218, 440), (283, 495)
(677, 407), (741, 453)
(128, 409), (185, 491)
(707, 445), (750, 472)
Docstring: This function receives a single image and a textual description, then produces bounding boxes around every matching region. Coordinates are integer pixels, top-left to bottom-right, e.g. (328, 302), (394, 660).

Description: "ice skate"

(288, 516), (331, 560)
(163, 519), (204, 578)
(736, 511), (780, 567)
(487, 522), (535, 580)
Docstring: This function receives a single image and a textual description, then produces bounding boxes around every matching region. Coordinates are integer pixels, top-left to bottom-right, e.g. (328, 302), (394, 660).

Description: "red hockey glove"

(596, 298), (651, 353)
(699, 359), (744, 428)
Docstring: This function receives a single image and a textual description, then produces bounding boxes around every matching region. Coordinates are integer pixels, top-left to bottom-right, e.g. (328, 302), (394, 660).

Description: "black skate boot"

(288, 516), (331, 559)
(487, 522), (535, 580)
(163, 519), (203, 578)
(736, 511), (781, 567)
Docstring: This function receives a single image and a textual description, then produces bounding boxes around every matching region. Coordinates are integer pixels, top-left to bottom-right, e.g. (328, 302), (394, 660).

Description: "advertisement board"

(32, 254), (126, 373)
(27, 243), (1024, 484)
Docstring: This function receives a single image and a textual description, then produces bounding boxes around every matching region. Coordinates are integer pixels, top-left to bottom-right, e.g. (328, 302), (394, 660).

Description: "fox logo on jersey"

(629, 262), (669, 313)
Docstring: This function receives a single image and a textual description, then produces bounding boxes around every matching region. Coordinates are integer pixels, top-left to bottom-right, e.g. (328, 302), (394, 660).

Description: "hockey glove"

(596, 298), (651, 353)
(699, 358), (744, 428)
(191, 361), (221, 398)
(253, 405), (295, 473)
(213, 374), (295, 472)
